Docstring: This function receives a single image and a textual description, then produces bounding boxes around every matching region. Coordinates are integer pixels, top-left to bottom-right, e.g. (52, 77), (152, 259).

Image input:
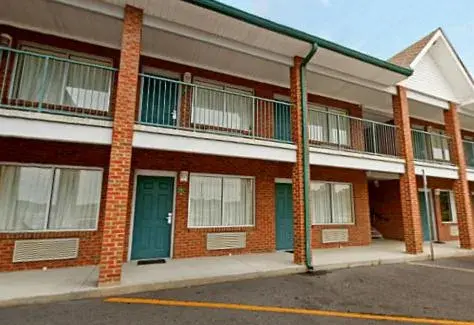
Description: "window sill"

(0, 228), (98, 235)
(187, 225), (255, 231)
(312, 223), (355, 227)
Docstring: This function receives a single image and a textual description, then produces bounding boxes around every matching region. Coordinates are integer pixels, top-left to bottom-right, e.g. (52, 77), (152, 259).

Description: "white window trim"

(439, 190), (458, 224)
(187, 172), (256, 229)
(310, 180), (355, 226)
(0, 162), (103, 233)
(308, 103), (350, 145)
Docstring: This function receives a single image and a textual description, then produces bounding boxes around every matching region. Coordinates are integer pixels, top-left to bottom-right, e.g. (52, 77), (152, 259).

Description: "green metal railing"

(411, 129), (452, 163)
(0, 46), (117, 119)
(308, 108), (399, 157)
(138, 73), (293, 143)
(463, 140), (474, 168)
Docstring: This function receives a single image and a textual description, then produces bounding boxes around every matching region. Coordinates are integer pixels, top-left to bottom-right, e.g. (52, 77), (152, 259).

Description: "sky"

(220, 0), (474, 72)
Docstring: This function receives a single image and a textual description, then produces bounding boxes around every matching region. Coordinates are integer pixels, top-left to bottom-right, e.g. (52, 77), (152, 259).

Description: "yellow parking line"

(105, 297), (474, 325)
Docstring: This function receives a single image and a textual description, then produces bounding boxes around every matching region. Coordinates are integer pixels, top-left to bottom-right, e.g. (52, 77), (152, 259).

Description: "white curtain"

(188, 176), (222, 227)
(0, 166), (52, 231)
(48, 169), (101, 230)
(193, 82), (252, 130)
(64, 56), (112, 111)
(16, 53), (66, 105)
(222, 178), (253, 226)
(328, 108), (350, 146)
(310, 182), (331, 224)
(308, 108), (327, 142)
(331, 184), (353, 224)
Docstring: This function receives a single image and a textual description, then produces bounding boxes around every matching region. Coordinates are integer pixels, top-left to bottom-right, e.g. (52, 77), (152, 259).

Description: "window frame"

(191, 78), (255, 131)
(310, 181), (355, 226)
(11, 42), (114, 110)
(0, 162), (103, 233)
(308, 104), (350, 146)
(438, 190), (457, 224)
(187, 172), (255, 229)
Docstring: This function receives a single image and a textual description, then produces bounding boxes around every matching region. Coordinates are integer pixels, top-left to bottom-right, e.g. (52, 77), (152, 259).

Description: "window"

(310, 181), (354, 225)
(12, 45), (113, 111)
(0, 165), (102, 232)
(188, 174), (254, 227)
(439, 190), (457, 223)
(192, 80), (253, 130)
(430, 129), (450, 161)
(308, 105), (350, 146)
(464, 137), (474, 167)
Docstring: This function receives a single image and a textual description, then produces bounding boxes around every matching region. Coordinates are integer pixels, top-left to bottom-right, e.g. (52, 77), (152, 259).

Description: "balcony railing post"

(38, 56), (49, 111)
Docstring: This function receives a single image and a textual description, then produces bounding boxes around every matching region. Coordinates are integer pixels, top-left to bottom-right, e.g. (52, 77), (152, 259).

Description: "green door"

(131, 176), (174, 260)
(275, 183), (294, 250)
(412, 131), (428, 160)
(274, 102), (291, 142)
(140, 75), (179, 127)
(418, 191), (432, 241)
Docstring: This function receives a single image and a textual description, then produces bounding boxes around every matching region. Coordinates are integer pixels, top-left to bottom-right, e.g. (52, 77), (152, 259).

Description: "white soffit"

(141, 27), (290, 87)
(1, 0), (122, 49)
(400, 30), (474, 105)
(103, 0), (310, 59)
(408, 99), (445, 125)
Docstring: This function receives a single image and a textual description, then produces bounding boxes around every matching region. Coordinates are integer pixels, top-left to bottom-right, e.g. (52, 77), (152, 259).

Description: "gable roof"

(389, 28), (439, 68)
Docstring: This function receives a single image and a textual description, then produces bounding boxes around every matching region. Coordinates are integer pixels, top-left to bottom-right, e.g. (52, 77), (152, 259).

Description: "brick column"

(98, 5), (143, 286)
(392, 86), (423, 254)
(290, 57), (308, 264)
(444, 102), (474, 249)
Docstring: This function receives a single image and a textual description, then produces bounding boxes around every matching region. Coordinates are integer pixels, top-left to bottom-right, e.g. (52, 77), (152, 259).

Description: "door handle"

(166, 212), (172, 224)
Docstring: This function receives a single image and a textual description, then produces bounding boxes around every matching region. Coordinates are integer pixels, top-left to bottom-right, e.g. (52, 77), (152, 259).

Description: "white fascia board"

(0, 111), (112, 145)
(466, 169), (474, 181)
(406, 89), (450, 109)
(414, 161), (459, 179)
(410, 30), (441, 69)
(133, 125), (296, 163)
(309, 147), (405, 174)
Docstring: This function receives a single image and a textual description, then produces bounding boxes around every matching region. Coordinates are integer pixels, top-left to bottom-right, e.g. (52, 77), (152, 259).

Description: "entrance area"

(275, 183), (293, 251)
(418, 190), (436, 242)
(131, 175), (175, 260)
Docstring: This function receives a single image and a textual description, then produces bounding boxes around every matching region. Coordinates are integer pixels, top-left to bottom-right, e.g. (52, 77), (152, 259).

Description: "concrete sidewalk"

(1, 240), (473, 307)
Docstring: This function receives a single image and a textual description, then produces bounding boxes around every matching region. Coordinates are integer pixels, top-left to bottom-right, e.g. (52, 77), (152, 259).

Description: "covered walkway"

(1, 240), (472, 307)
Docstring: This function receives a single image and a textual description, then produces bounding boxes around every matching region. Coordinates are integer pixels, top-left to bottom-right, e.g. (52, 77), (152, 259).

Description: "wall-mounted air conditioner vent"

(13, 238), (79, 263)
(207, 232), (246, 250)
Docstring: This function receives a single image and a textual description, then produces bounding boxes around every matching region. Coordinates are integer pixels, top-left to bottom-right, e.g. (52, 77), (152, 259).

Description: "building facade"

(0, 0), (473, 286)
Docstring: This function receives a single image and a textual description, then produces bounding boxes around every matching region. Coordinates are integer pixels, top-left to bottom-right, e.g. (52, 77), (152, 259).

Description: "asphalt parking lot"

(0, 257), (473, 325)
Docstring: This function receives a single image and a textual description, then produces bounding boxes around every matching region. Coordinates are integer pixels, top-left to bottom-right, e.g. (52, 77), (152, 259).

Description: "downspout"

(300, 43), (318, 270)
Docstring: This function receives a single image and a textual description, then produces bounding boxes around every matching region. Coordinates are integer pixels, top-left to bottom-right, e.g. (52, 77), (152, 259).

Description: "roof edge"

(182, 0), (413, 76)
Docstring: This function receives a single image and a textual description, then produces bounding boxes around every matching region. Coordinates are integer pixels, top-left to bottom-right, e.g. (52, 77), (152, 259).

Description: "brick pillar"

(392, 86), (423, 254)
(98, 5), (143, 286)
(349, 105), (365, 152)
(444, 102), (474, 249)
(290, 57), (308, 264)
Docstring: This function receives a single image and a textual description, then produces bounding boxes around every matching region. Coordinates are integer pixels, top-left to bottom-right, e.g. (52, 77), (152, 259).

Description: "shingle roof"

(389, 28), (440, 68)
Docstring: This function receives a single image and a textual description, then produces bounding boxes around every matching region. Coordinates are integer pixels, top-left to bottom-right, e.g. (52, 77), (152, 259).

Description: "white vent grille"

(450, 225), (459, 237)
(322, 229), (349, 243)
(207, 232), (246, 250)
(13, 238), (79, 263)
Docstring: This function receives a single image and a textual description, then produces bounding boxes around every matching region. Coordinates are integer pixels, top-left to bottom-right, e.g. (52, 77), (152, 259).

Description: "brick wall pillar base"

(393, 86), (423, 254)
(290, 57), (308, 264)
(98, 5), (143, 286)
(444, 102), (474, 249)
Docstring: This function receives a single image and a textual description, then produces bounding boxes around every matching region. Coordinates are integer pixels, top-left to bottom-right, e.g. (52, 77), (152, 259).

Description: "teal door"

(275, 183), (294, 250)
(274, 102), (291, 142)
(140, 75), (179, 127)
(412, 131), (428, 160)
(131, 176), (174, 260)
(418, 191), (432, 241)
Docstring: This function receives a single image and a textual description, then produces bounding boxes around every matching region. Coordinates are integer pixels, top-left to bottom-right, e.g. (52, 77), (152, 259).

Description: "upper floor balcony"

(307, 108), (405, 174)
(0, 46), (117, 119)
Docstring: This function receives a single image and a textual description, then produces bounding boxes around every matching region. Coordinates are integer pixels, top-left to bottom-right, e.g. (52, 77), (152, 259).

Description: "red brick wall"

(0, 138), (110, 272)
(368, 180), (404, 241)
(125, 149), (292, 259)
(309, 166), (371, 248)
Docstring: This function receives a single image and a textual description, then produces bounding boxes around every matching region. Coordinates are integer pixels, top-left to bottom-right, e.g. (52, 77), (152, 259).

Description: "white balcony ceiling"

(0, 0), (123, 49)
